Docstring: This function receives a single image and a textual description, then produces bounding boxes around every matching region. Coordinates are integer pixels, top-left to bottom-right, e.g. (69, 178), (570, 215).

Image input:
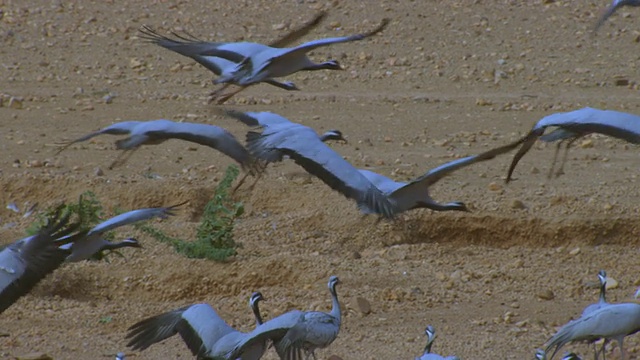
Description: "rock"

(129, 58), (145, 69)
(328, 356), (344, 360)
(615, 78), (629, 86)
(606, 277), (618, 290)
(580, 139), (593, 148)
(8, 96), (23, 109)
(94, 167), (104, 176)
(511, 199), (527, 209)
(476, 98), (492, 106)
(356, 296), (371, 315)
(537, 289), (555, 300)
(435, 272), (447, 281)
(352, 251), (361, 259)
(488, 182), (502, 191)
(569, 247), (580, 256)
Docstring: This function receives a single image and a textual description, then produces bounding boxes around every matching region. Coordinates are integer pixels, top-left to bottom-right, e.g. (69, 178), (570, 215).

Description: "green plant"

(26, 191), (110, 239)
(99, 316), (113, 324)
(137, 165), (243, 261)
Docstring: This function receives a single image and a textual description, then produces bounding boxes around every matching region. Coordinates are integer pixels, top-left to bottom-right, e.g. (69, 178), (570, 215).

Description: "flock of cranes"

(2, 0), (640, 359)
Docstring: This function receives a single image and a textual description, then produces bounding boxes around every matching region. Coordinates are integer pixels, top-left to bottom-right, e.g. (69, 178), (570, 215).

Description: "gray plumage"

(209, 18), (389, 85)
(126, 292), (267, 359)
(356, 139), (524, 215)
(544, 303), (640, 360)
(56, 119), (259, 173)
(138, 27), (299, 92)
(0, 208), (85, 314)
(226, 110), (347, 164)
(58, 202), (184, 262)
(416, 325), (459, 360)
(580, 270), (609, 360)
(505, 107), (640, 182)
(594, 0), (640, 31)
(199, 18), (388, 103)
(139, 12), (327, 104)
(237, 110), (397, 218)
(225, 276), (341, 360)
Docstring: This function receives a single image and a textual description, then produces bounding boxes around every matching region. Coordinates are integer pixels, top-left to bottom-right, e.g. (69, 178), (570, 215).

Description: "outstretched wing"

(0, 208), (86, 314)
(284, 18), (389, 54)
(407, 137), (527, 189)
(225, 110), (293, 128)
(55, 121), (141, 155)
(146, 122), (260, 174)
(88, 201), (186, 236)
(246, 126), (397, 218)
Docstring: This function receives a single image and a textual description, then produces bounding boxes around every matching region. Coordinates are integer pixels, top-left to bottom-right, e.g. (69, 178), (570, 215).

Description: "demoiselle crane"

(504, 107), (640, 182)
(594, 0), (640, 31)
(416, 325), (460, 360)
(138, 12), (327, 101)
(580, 270), (610, 360)
(544, 302), (640, 360)
(224, 110), (346, 192)
(198, 18), (390, 103)
(126, 291), (269, 359)
(0, 208), (86, 314)
(224, 276), (342, 360)
(238, 110), (397, 218)
(57, 202), (184, 262)
(356, 137), (526, 215)
(55, 119), (260, 173)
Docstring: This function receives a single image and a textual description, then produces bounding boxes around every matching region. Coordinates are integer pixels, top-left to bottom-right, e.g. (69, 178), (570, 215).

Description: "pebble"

(94, 167), (104, 176)
(537, 289), (555, 300)
(580, 139), (593, 148)
(569, 247), (580, 256)
(488, 182), (502, 191)
(606, 277), (618, 290)
(356, 296), (371, 315)
(510, 199), (526, 209)
(8, 96), (23, 109)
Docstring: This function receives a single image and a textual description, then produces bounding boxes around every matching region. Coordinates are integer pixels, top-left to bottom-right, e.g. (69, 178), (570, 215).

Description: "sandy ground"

(2, 0), (640, 359)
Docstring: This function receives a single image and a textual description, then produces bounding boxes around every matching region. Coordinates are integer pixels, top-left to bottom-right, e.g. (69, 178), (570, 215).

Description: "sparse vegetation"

(26, 190), (111, 241)
(136, 165), (243, 261)
(26, 166), (243, 262)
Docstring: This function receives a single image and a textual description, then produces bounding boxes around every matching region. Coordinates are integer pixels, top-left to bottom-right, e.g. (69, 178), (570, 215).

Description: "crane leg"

(108, 149), (138, 170)
(232, 172), (250, 194)
(232, 162), (267, 194)
(547, 140), (565, 179)
(214, 85), (248, 104)
(555, 137), (580, 178)
(208, 83), (230, 100)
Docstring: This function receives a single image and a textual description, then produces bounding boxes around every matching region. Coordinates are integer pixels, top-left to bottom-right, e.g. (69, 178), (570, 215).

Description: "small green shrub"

(26, 191), (111, 240)
(137, 165), (243, 261)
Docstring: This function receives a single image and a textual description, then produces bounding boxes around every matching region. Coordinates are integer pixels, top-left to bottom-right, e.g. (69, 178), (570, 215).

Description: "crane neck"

(599, 280), (607, 304)
(329, 283), (341, 325)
